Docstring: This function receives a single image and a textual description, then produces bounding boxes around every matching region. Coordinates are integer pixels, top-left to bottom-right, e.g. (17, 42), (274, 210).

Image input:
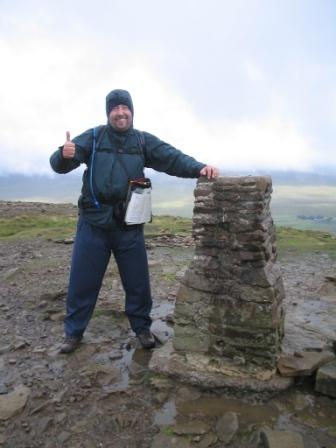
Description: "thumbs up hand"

(62, 131), (76, 159)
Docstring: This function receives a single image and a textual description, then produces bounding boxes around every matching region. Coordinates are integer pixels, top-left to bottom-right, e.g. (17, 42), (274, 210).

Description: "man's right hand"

(62, 131), (76, 159)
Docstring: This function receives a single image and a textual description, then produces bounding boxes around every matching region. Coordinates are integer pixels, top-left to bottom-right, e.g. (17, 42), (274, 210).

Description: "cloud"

(0, 0), (335, 176)
(0, 52), (317, 175)
(127, 74), (316, 172)
(244, 61), (265, 83)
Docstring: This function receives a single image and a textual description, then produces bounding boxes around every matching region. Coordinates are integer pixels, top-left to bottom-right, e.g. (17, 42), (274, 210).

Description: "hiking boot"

(137, 329), (155, 349)
(59, 336), (82, 354)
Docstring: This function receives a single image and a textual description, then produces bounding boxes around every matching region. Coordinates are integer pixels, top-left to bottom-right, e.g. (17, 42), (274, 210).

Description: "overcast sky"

(1, 0), (336, 176)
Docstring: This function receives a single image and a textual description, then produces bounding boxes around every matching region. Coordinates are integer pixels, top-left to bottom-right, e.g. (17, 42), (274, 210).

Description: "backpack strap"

(95, 125), (106, 148)
(88, 126), (106, 209)
(135, 130), (145, 159)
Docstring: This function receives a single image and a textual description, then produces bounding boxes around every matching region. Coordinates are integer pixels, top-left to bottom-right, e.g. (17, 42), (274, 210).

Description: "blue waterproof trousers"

(64, 217), (152, 338)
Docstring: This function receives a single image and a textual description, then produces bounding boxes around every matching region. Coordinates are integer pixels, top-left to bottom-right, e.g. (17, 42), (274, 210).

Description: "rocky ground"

(0, 201), (336, 448)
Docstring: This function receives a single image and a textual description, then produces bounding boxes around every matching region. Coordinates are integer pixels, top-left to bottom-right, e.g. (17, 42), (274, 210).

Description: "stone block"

(193, 213), (223, 225)
(171, 176), (285, 379)
(230, 284), (276, 303)
(315, 359), (336, 397)
(240, 263), (282, 288)
(277, 351), (335, 377)
(260, 428), (304, 448)
(215, 412), (239, 444)
(173, 325), (210, 353)
(0, 385), (30, 420)
(149, 342), (293, 393)
(182, 269), (230, 293)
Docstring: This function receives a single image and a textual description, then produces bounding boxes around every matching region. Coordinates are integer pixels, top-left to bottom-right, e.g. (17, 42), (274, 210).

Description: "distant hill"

(2, 170), (336, 199)
(0, 172), (83, 204)
(1, 171), (336, 229)
(0, 172), (198, 216)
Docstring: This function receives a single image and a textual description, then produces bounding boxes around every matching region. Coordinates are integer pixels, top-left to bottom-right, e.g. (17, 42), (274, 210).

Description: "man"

(50, 89), (219, 353)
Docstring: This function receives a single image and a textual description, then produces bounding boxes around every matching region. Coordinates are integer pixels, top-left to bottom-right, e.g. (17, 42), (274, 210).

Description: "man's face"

(108, 104), (133, 132)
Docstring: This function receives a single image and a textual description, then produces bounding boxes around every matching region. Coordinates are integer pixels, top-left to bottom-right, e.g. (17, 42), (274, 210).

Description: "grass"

(0, 214), (192, 240)
(276, 226), (336, 256)
(0, 215), (77, 239)
(271, 184), (336, 234)
(144, 215), (192, 237)
(1, 213), (336, 257)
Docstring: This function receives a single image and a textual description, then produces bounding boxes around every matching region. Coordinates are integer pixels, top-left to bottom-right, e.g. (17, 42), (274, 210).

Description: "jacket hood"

(105, 89), (134, 117)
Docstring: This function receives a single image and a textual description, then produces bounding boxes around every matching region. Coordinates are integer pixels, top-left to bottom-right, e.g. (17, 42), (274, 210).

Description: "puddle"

(132, 347), (153, 368)
(151, 385), (336, 448)
(177, 395), (279, 425)
(102, 344), (155, 392)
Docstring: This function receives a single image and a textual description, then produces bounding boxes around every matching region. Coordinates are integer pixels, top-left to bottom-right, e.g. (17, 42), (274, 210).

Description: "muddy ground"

(0, 201), (336, 448)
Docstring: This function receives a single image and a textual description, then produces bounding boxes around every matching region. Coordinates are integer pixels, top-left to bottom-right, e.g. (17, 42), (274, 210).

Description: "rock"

(292, 392), (314, 411)
(79, 363), (121, 386)
(48, 312), (64, 322)
(260, 428), (304, 448)
(30, 400), (51, 415)
(150, 376), (174, 390)
(277, 350), (335, 377)
(331, 340), (336, 354)
(151, 432), (192, 448)
(171, 421), (211, 435)
(0, 385), (30, 420)
(57, 431), (72, 444)
(107, 350), (123, 360)
(54, 238), (74, 245)
(39, 290), (66, 302)
(13, 339), (29, 350)
(0, 346), (11, 355)
(215, 412), (239, 444)
(315, 360), (336, 398)
(198, 432), (218, 448)
(316, 275), (336, 299)
(48, 360), (65, 376)
(0, 383), (8, 395)
(2, 267), (19, 281)
(33, 346), (47, 353)
(150, 341), (293, 393)
(55, 412), (67, 423)
(36, 416), (53, 433)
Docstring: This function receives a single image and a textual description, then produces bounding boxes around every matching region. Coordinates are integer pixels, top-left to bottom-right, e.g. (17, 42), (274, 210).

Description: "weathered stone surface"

(173, 177), (285, 373)
(315, 360), (336, 397)
(173, 324), (210, 353)
(171, 421), (211, 435)
(151, 432), (192, 448)
(0, 383), (8, 395)
(277, 350), (335, 377)
(0, 385), (30, 420)
(152, 177), (288, 392)
(149, 342), (293, 393)
(260, 428), (304, 448)
(215, 412), (239, 444)
(197, 433), (218, 448)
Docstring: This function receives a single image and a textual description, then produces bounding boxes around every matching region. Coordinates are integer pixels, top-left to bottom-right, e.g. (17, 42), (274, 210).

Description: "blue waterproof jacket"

(50, 124), (205, 228)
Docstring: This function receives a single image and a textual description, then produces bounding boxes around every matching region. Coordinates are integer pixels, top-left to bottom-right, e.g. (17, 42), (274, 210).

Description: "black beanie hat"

(105, 89), (134, 117)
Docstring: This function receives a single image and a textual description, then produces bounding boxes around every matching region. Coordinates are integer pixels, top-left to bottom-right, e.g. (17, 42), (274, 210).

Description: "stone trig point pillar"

(150, 176), (292, 393)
